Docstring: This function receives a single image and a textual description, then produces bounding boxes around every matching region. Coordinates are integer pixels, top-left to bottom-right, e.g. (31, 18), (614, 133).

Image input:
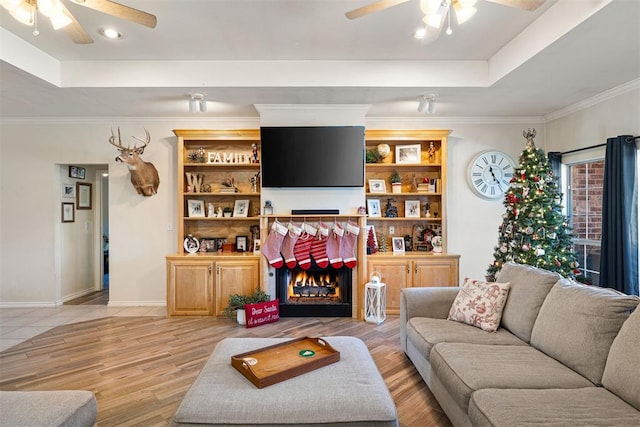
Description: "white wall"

(1, 89), (636, 306)
(58, 164), (98, 301)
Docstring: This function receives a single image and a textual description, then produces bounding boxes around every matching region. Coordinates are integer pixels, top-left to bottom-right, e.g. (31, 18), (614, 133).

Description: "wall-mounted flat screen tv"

(260, 126), (365, 188)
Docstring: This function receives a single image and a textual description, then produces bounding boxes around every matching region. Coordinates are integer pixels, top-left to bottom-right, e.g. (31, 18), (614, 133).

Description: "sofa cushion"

(405, 317), (526, 360)
(602, 308), (640, 410)
(447, 279), (510, 332)
(430, 342), (593, 413)
(530, 279), (639, 385)
(469, 387), (640, 427)
(496, 262), (561, 343)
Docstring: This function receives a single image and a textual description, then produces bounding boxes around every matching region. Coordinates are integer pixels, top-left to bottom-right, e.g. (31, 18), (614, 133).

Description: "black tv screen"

(261, 126), (365, 187)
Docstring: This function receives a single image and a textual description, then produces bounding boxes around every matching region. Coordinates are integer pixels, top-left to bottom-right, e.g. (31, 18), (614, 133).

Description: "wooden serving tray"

(231, 337), (340, 388)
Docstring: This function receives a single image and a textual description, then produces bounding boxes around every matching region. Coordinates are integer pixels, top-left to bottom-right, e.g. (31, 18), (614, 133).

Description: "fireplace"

(276, 261), (352, 317)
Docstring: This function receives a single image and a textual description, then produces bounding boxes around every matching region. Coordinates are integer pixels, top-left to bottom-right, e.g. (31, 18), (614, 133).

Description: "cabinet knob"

(407, 265), (410, 274)
(415, 265), (418, 274)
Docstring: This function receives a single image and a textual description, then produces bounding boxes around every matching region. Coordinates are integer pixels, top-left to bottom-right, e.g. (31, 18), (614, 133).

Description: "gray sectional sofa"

(400, 262), (640, 427)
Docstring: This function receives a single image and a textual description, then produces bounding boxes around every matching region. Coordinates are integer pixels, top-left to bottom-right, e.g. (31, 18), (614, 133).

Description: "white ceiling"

(0, 0), (638, 119)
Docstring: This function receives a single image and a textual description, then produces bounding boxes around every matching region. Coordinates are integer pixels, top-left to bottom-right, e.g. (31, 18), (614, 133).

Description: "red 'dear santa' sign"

(245, 299), (280, 328)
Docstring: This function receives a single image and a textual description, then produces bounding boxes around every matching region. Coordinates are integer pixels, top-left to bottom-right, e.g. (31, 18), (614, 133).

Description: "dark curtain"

(600, 135), (638, 295)
(548, 152), (562, 190)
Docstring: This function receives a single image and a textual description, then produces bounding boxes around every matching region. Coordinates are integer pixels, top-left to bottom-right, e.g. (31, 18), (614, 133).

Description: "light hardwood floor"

(0, 315), (451, 427)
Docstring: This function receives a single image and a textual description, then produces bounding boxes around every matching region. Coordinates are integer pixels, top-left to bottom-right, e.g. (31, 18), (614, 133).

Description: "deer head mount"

(109, 128), (160, 197)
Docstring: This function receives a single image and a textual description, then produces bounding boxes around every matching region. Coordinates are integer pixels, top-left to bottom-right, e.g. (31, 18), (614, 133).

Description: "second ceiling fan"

(346, 0), (545, 41)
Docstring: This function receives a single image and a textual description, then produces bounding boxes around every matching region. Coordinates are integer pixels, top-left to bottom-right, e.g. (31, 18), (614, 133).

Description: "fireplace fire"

(276, 262), (352, 317)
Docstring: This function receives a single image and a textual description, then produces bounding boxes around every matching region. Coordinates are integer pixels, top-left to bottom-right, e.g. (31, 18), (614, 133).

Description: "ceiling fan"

(346, 0), (545, 41)
(0, 0), (157, 44)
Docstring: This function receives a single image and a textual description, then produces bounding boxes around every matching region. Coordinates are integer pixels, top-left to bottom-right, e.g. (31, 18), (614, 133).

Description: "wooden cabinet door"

(367, 258), (411, 315)
(215, 259), (259, 316)
(167, 260), (213, 316)
(413, 258), (459, 288)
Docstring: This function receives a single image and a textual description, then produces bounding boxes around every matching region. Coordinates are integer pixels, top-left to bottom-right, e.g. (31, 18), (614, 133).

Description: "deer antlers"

(109, 127), (150, 151)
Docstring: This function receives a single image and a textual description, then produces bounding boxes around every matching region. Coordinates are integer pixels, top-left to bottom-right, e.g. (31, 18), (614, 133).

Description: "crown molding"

(0, 116), (261, 126)
(545, 78), (640, 122)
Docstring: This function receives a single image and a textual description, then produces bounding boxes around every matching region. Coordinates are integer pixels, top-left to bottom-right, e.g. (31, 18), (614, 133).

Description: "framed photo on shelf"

(395, 144), (421, 164)
(61, 202), (74, 223)
(62, 183), (75, 198)
(253, 241), (261, 255)
(392, 237), (405, 254)
(236, 235), (248, 252)
(367, 199), (381, 218)
(405, 200), (420, 218)
(368, 179), (386, 193)
(233, 200), (249, 217)
(76, 182), (92, 210)
(199, 237), (218, 252)
(187, 199), (205, 217)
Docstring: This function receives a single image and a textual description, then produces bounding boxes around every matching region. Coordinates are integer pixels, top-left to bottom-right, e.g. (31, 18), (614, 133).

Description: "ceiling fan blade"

(345, 0), (411, 20)
(484, 0), (546, 11)
(70, 0), (157, 28)
(59, 1), (93, 43)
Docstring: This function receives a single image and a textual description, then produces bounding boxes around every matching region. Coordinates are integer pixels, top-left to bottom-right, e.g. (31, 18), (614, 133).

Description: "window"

(566, 160), (605, 285)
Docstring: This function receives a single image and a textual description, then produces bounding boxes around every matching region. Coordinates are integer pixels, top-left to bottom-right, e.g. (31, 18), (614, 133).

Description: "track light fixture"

(418, 94), (437, 114)
(189, 93), (207, 113)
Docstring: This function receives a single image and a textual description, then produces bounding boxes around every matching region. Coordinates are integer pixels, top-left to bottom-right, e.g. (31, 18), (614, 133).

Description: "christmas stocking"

(326, 223), (344, 269)
(310, 222), (330, 268)
(340, 221), (360, 269)
(294, 223), (317, 270)
(281, 222), (303, 269)
(262, 220), (288, 268)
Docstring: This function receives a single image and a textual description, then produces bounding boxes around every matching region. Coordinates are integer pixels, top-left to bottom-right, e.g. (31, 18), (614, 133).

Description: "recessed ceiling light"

(98, 28), (122, 40)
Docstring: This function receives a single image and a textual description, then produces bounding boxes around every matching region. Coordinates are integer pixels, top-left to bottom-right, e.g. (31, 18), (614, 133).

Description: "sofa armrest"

(400, 287), (460, 352)
(400, 287), (460, 322)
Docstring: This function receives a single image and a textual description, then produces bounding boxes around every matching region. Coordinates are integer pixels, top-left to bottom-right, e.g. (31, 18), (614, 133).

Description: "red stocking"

(310, 222), (330, 268)
(281, 222), (302, 269)
(294, 223), (317, 270)
(341, 221), (360, 269)
(327, 223), (344, 269)
(262, 221), (287, 268)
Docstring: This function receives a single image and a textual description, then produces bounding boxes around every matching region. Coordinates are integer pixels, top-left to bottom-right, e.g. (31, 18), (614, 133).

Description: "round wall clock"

(467, 150), (516, 200)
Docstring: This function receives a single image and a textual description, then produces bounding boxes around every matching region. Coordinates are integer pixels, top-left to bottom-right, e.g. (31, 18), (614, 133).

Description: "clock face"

(468, 150), (516, 200)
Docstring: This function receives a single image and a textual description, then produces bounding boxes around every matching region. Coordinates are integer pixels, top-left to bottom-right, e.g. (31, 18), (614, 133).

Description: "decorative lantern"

(364, 272), (387, 325)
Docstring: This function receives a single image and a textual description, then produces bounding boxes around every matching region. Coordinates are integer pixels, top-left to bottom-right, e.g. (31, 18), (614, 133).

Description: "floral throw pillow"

(447, 278), (511, 332)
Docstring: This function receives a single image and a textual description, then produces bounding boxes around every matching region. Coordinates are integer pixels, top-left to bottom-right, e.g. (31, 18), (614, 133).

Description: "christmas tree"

(487, 129), (579, 281)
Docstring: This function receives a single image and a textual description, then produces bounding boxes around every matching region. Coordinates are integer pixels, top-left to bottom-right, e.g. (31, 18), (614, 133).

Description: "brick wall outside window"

(568, 160), (605, 285)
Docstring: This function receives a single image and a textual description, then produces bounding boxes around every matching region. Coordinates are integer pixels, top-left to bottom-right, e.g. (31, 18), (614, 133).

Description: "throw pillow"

(447, 278), (511, 332)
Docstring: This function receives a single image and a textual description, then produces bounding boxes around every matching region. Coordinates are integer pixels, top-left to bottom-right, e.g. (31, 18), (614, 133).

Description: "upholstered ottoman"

(171, 336), (398, 427)
(0, 390), (97, 427)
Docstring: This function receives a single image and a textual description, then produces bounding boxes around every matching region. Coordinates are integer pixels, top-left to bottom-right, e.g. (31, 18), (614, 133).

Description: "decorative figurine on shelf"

(250, 172), (260, 193)
(411, 174), (419, 192)
(428, 141), (436, 163)
(431, 236), (443, 253)
(250, 225), (260, 251)
(202, 183), (211, 193)
(207, 203), (215, 218)
(251, 143), (259, 163)
(198, 146), (206, 163)
(357, 205), (367, 215)
(384, 198), (398, 218)
(424, 202), (431, 218)
(404, 234), (413, 252)
(264, 200), (273, 215)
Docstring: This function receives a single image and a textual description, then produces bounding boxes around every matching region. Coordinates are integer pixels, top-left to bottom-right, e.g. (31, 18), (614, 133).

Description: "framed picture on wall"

(62, 183), (75, 198)
(61, 202), (75, 223)
(69, 165), (86, 180)
(76, 182), (92, 210)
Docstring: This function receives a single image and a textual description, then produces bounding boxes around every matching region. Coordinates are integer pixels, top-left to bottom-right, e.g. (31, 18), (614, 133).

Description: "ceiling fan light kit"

(1, 0), (157, 44)
(347, 0), (544, 43)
